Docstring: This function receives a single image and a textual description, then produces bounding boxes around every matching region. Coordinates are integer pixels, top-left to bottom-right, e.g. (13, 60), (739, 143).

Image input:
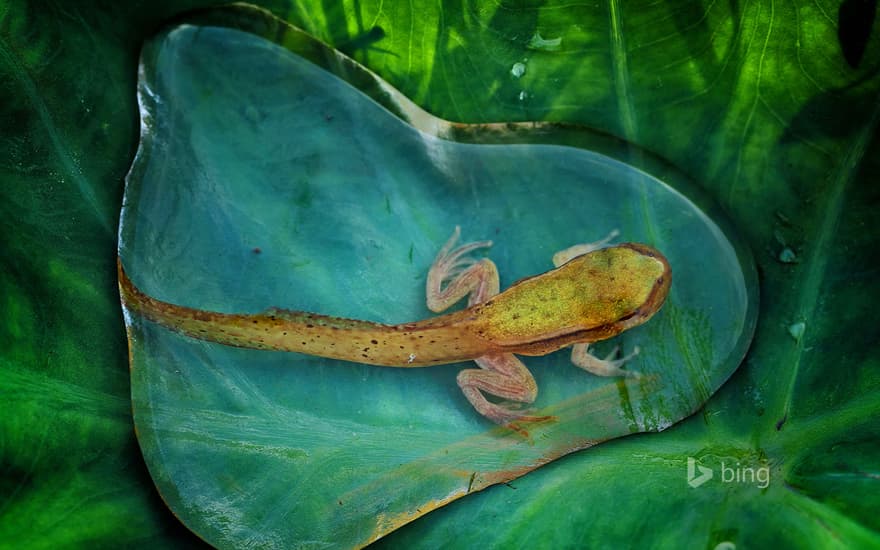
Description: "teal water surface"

(118, 23), (757, 548)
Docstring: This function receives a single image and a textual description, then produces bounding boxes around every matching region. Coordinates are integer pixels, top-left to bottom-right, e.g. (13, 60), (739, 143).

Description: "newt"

(118, 228), (671, 424)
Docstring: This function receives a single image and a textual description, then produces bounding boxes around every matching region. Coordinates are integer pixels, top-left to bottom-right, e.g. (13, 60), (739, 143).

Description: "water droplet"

(778, 247), (797, 263)
(510, 62), (526, 78)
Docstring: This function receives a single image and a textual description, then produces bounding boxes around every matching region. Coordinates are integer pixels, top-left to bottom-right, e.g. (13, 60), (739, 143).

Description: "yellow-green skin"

(118, 243), (670, 367)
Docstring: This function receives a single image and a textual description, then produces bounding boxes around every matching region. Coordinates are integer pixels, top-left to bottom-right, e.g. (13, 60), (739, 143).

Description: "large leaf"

(118, 16), (756, 547)
(2, 1), (878, 548)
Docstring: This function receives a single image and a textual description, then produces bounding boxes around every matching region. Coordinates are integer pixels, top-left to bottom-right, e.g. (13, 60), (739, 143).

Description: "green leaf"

(1, 1), (878, 548)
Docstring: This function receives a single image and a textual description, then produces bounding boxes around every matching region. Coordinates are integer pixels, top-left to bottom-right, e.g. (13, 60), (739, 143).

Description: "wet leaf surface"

(119, 22), (755, 547)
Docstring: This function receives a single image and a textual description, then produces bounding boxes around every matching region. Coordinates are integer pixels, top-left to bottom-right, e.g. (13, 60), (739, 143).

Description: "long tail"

(116, 258), (488, 366)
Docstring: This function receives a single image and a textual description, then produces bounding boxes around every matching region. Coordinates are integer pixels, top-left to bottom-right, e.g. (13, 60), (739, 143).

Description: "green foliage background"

(1, 0), (878, 547)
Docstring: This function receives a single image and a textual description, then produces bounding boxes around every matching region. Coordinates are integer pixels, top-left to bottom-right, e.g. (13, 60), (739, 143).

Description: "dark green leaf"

(2, 1), (878, 548)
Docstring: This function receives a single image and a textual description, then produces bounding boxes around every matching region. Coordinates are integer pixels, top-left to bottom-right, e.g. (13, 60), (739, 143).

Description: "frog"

(118, 227), (670, 424)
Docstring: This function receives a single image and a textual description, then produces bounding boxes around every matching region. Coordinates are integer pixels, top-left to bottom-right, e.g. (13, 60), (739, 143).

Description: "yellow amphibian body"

(118, 228), (670, 424)
(466, 244), (670, 355)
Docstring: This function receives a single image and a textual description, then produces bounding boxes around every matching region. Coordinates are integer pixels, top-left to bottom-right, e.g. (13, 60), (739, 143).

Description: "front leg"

(427, 227), (543, 424)
(552, 229), (619, 267)
(570, 344), (641, 378)
(554, 230), (640, 378)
